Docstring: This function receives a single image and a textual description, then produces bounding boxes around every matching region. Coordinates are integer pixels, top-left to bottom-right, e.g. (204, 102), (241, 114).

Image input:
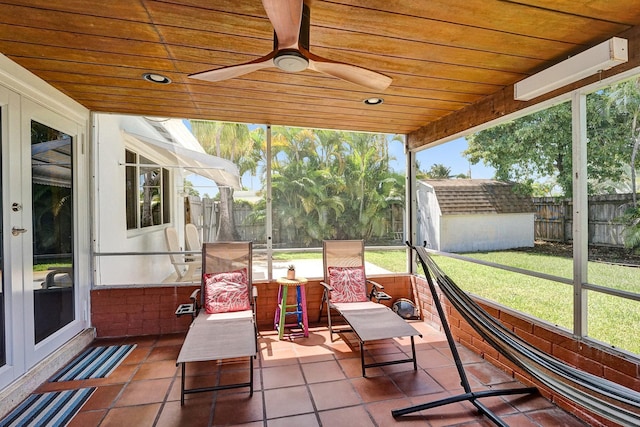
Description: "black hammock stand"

(392, 243), (640, 427)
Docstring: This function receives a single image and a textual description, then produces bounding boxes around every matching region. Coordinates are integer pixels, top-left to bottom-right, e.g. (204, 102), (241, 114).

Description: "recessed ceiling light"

(363, 97), (383, 105)
(142, 73), (171, 84)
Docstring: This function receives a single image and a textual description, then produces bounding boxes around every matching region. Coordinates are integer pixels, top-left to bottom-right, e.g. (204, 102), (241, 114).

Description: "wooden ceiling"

(1, 0), (639, 149)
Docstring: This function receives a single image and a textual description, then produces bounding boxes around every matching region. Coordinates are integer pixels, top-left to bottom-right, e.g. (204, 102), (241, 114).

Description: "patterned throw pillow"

(327, 266), (368, 303)
(203, 268), (250, 314)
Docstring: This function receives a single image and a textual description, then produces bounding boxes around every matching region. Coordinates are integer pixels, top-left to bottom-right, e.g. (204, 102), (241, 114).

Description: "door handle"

(11, 227), (27, 236)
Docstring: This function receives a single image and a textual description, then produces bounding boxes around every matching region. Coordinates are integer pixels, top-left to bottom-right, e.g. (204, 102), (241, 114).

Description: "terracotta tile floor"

(30, 321), (590, 426)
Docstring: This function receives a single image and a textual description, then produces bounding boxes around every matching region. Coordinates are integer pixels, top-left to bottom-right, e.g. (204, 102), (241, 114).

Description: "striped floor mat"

(50, 345), (136, 382)
(0, 387), (95, 427)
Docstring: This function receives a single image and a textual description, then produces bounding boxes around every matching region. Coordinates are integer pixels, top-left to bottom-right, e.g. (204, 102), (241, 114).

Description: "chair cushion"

(327, 266), (368, 303)
(203, 268), (251, 314)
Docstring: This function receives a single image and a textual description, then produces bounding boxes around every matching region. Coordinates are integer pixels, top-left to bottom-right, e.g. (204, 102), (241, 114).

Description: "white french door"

(0, 92), (85, 388)
(0, 85), (14, 387)
(21, 99), (82, 367)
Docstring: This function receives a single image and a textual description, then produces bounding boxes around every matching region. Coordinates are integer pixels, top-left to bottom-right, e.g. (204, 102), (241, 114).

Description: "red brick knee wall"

(90, 287), (195, 337)
(90, 275), (413, 337)
(412, 275), (640, 427)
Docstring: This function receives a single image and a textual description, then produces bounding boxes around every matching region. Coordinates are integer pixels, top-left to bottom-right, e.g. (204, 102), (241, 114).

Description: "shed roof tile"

(421, 179), (535, 215)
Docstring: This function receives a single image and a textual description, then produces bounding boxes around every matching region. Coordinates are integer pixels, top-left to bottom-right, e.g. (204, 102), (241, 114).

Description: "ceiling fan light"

(274, 50), (309, 72)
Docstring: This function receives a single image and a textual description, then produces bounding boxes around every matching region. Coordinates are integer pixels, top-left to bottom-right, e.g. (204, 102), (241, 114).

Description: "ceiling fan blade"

(262, 0), (303, 49)
(306, 50), (392, 91)
(189, 52), (276, 82)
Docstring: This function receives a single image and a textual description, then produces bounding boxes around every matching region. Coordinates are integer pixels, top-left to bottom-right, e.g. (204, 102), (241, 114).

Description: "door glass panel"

(31, 120), (74, 343)
(125, 149), (137, 230)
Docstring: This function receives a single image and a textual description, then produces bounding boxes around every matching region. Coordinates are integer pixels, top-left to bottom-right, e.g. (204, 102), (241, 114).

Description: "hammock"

(394, 244), (640, 427)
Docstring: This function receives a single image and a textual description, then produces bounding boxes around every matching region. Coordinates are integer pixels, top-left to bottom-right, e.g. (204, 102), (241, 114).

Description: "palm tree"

(340, 132), (403, 240)
(190, 121), (258, 241)
(316, 129), (346, 172)
(270, 127), (325, 245)
(607, 77), (640, 207)
(246, 127), (267, 189)
(425, 163), (453, 179)
(415, 159), (429, 180)
(254, 126), (403, 245)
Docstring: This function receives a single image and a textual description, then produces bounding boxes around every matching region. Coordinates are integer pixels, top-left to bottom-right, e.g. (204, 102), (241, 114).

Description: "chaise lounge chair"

(165, 226), (200, 282)
(175, 241), (258, 405)
(184, 223), (203, 263)
(318, 239), (422, 376)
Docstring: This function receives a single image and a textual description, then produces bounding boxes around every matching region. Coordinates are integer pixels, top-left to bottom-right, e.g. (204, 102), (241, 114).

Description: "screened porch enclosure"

(1, 1), (640, 423)
(91, 90), (640, 361)
(93, 116), (409, 287)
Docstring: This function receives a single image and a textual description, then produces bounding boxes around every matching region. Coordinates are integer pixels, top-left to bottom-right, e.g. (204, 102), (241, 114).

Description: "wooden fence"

(187, 194), (634, 248)
(185, 197), (263, 242)
(185, 196), (404, 245)
(533, 194), (634, 247)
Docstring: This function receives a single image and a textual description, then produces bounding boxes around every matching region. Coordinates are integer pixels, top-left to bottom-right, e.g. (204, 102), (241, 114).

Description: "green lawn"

(273, 248), (408, 272)
(274, 247), (639, 355)
(366, 249), (407, 272)
(33, 262), (72, 272)
(432, 252), (640, 355)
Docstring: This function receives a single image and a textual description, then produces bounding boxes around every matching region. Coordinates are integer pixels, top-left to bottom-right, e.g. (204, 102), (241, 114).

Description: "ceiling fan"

(189, 0), (392, 91)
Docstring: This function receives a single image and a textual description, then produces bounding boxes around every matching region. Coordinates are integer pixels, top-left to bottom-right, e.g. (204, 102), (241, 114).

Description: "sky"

(415, 137), (496, 179)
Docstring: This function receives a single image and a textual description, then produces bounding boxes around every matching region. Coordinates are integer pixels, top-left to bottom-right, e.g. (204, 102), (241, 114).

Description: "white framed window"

(125, 149), (170, 230)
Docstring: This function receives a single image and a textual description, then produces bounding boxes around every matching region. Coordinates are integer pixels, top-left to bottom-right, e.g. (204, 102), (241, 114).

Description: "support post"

(571, 92), (588, 338)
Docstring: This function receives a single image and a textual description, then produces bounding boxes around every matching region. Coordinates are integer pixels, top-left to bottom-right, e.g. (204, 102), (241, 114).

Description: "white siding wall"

(93, 114), (187, 285)
(416, 183), (441, 250)
(440, 213), (534, 252)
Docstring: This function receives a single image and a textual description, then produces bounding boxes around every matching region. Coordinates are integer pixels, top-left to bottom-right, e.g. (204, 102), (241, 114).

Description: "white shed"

(416, 179), (535, 252)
